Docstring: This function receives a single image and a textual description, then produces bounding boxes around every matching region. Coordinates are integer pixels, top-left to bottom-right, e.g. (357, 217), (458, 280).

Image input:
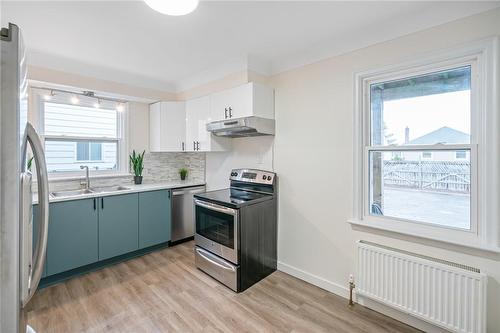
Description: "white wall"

(206, 136), (274, 190)
(128, 101), (150, 154)
(270, 8), (500, 332)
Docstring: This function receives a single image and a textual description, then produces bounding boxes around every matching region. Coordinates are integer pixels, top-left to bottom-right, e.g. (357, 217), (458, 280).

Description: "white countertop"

(33, 181), (206, 204)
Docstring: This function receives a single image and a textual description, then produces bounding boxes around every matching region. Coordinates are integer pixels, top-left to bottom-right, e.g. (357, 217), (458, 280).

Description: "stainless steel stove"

(194, 169), (277, 292)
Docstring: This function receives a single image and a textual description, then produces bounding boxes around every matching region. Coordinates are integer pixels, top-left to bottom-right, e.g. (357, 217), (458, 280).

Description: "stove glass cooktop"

(194, 188), (272, 208)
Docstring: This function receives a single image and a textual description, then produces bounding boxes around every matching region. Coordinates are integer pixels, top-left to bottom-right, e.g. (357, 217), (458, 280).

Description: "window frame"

(34, 89), (129, 177)
(351, 38), (500, 252)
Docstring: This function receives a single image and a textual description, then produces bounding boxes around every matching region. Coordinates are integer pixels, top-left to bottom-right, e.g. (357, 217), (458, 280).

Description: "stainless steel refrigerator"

(0, 23), (49, 333)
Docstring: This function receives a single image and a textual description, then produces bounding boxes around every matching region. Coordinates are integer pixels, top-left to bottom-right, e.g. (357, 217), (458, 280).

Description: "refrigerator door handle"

(21, 123), (49, 307)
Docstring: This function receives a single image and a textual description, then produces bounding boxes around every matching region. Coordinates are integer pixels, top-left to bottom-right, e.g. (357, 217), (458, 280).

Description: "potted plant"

(27, 156), (34, 172)
(179, 168), (188, 181)
(130, 150), (145, 184)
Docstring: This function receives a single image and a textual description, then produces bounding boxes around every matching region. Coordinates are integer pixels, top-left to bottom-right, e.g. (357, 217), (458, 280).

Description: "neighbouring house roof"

(408, 126), (470, 144)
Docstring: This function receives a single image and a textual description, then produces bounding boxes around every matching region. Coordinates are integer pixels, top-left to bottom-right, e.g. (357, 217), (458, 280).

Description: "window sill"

(348, 218), (500, 254)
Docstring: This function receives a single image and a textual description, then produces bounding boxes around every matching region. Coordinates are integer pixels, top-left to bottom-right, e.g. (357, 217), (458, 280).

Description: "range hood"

(206, 116), (275, 138)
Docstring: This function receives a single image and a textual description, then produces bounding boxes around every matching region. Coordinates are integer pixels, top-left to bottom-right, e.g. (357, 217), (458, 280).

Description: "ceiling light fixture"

(143, 0), (199, 16)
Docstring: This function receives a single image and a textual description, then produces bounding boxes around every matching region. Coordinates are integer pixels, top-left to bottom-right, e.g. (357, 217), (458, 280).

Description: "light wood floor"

(27, 241), (421, 333)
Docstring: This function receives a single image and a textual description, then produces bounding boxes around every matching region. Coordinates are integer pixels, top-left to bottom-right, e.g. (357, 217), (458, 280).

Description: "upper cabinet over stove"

(210, 82), (274, 121)
(149, 82), (274, 152)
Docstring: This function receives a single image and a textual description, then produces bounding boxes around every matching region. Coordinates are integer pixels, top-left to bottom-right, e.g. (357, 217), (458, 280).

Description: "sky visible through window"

(382, 90), (470, 145)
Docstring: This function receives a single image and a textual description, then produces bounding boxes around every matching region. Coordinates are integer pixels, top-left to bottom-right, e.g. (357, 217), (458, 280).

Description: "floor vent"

(357, 240), (487, 333)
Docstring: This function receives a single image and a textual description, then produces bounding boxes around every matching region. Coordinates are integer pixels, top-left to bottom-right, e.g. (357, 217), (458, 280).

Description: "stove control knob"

(262, 175), (267, 180)
(267, 176), (272, 181)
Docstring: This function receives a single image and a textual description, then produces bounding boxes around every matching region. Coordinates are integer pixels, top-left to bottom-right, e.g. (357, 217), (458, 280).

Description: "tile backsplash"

(45, 152), (205, 192)
(142, 152), (205, 183)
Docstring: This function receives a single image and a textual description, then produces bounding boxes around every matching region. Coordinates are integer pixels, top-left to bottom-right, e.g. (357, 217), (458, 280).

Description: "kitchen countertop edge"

(33, 181), (206, 204)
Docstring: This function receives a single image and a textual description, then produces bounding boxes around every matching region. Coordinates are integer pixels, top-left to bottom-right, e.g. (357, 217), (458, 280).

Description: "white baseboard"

(277, 261), (351, 299)
(277, 261), (448, 333)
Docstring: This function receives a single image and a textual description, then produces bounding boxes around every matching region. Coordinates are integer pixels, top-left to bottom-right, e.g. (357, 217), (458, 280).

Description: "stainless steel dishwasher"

(171, 185), (206, 243)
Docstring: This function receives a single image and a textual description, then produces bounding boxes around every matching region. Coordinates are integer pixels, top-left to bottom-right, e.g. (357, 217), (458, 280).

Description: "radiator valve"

(348, 274), (355, 307)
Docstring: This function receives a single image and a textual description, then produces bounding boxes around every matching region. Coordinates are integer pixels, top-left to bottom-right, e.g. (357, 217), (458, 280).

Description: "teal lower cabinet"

(32, 204), (48, 278)
(139, 190), (171, 248)
(98, 193), (139, 260)
(38, 188), (176, 286)
(46, 199), (99, 276)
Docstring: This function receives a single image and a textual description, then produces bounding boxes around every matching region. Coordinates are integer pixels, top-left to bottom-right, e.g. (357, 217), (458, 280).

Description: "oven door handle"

(194, 199), (237, 216)
(196, 247), (236, 272)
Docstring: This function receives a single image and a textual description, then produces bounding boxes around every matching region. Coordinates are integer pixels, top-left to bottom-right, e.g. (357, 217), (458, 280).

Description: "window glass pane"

(456, 150), (467, 159)
(370, 66), (471, 146)
(76, 142), (89, 161)
(44, 102), (117, 138)
(45, 140), (117, 172)
(90, 142), (102, 161)
(369, 149), (471, 230)
(422, 152), (432, 159)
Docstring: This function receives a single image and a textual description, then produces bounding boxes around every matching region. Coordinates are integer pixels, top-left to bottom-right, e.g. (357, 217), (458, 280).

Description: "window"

(76, 142), (103, 161)
(352, 39), (500, 251)
(38, 91), (127, 173)
(369, 66), (472, 230)
(455, 150), (467, 160)
(421, 151), (432, 159)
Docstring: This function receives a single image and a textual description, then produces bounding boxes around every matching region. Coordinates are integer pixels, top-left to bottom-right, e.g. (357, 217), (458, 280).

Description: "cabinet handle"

(224, 107), (228, 119)
(93, 198), (96, 210)
(101, 197), (104, 210)
(197, 141), (200, 151)
(228, 107), (232, 118)
(193, 141), (196, 150)
(182, 142), (185, 151)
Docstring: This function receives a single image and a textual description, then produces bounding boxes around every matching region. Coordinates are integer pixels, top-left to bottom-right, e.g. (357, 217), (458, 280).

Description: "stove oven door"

(194, 199), (239, 264)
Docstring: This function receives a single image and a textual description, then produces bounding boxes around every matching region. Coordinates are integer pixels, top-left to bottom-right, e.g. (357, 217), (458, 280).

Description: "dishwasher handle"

(172, 186), (205, 196)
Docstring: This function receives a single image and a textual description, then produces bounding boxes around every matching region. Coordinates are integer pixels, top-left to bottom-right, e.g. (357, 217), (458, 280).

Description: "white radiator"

(357, 241), (487, 333)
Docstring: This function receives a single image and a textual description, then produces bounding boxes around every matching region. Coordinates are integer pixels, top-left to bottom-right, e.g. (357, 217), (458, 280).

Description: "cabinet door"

(210, 84), (252, 120)
(46, 199), (98, 276)
(149, 102), (161, 152)
(98, 194), (139, 260)
(139, 190), (171, 248)
(160, 102), (186, 152)
(186, 96), (211, 152)
(32, 204), (47, 278)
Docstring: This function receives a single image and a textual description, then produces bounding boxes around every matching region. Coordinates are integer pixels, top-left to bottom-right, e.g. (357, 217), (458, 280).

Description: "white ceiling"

(2, 1), (499, 92)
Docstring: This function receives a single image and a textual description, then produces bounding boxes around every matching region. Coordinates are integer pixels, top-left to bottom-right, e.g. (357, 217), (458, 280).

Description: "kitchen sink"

(50, 186), (131, 198)
(50, 189), (95, 198)
(89, 185), (131, 193)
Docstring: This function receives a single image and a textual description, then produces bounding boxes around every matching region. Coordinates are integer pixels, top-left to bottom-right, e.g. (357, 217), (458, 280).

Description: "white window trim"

(33, 89), (130, 179)
(350, 37), (500, 253)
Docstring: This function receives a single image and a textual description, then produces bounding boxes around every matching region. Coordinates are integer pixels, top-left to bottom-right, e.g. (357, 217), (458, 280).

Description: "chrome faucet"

(80, 165), (90, 189)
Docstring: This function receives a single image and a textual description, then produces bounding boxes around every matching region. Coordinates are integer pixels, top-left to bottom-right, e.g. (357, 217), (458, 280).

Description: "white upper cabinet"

(210, 82), (274, 121)
(149, 101), (186, 152)
(185, 96), (229, 152)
